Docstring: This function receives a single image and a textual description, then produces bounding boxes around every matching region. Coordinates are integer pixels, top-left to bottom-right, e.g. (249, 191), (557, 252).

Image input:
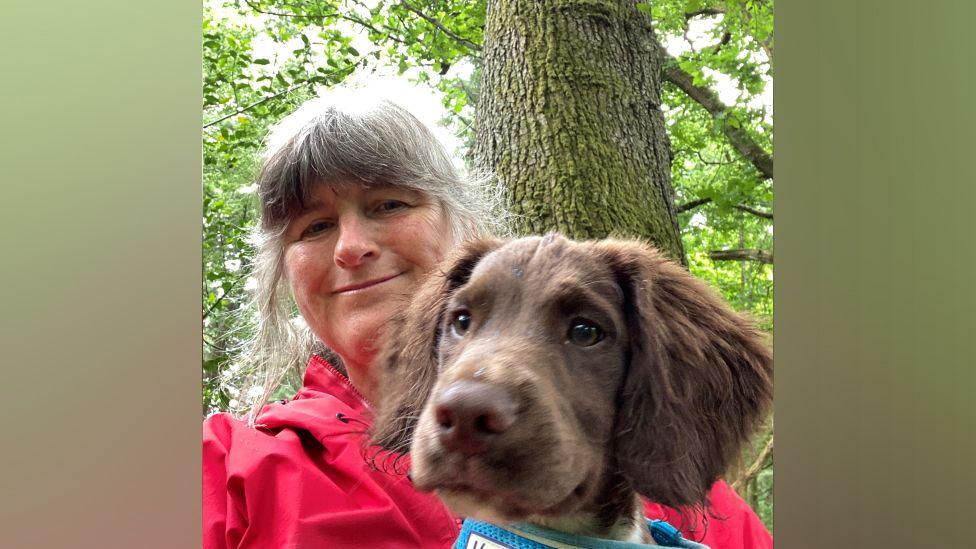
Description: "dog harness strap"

(453, 518), (710, 549)
(647, 520), (710, 548)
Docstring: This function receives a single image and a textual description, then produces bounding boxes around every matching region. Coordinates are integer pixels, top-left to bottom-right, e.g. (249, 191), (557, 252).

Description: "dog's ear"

(369, 238), (505, 456)
(594, 240), (773, 508)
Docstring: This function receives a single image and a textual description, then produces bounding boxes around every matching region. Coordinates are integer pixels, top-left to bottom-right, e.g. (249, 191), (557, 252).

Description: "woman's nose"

(333, 215), (379, 268)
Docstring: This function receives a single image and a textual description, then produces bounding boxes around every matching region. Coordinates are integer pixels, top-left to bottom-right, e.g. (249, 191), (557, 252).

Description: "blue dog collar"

(453, 518), (709, 548)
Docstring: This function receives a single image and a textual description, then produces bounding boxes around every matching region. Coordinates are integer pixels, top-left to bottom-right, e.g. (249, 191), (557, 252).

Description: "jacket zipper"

(321, 361), (374, 410)
(321, 360), (461, 539)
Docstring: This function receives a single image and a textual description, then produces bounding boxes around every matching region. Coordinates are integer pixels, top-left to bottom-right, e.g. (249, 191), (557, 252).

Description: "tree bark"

(475, 0), (685, 263)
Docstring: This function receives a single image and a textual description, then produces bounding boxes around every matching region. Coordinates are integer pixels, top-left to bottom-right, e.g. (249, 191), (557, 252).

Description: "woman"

(202, 91), (772, 548)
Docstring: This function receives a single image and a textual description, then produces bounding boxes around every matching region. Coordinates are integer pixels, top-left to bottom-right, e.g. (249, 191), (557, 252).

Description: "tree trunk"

(475, 0), (685, 263)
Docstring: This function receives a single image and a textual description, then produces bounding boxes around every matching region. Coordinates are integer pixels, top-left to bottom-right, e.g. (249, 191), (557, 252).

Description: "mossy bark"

(475, 0), (685, 263)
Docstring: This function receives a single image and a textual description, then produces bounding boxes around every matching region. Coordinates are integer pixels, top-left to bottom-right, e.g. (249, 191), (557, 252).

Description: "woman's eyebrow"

(295, 198), (329, 217)
(369, 184), (420, 196)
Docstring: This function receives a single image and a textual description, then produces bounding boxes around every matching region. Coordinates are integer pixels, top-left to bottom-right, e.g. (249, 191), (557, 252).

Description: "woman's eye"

(451, 310), (472, 336)
(300, 220), (334, 239)
(567, 320), (604, 347)
(375, 200), (408, 213)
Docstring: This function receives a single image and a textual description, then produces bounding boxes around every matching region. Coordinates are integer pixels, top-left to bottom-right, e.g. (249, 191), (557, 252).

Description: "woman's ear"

(369, 238), (504, 455)
(594, 240), (773, 508)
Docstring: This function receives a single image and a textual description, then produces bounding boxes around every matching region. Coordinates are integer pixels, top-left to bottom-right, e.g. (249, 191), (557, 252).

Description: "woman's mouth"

(332, 273), (404, 295)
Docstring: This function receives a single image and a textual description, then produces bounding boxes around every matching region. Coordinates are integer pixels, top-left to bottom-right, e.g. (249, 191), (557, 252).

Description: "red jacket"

(203, 355), (772, 548)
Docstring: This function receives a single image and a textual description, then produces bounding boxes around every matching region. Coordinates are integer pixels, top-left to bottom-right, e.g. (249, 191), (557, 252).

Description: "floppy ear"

(369, 238), (505, 456)
(595, 240), (773, 508)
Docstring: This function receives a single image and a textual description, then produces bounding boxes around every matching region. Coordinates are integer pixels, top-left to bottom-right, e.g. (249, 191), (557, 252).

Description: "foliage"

(648, 6), (775, 528)
(202, 5), (325, 413)
(201, 0), (774, 530)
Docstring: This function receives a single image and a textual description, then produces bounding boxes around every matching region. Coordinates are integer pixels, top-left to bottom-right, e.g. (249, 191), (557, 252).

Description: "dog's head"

(370, 235), (772, 525)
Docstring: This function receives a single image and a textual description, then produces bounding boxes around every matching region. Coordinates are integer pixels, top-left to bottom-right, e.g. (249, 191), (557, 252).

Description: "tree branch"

(203, 335), (224, 352)
(203, 271), (250, 320)
(676, 197), (712, 213)
(204, 80), (312, 129)
(734, 204), (773, 219)
(242, 0), (410, 47)
(661, 54), (774, 180)
(244, 0), (331, 19)
(708, 248), (773, 264)
(732, 435), (774, 492)
(685, 7), (726, 20)
(399, 1), (482, 52)
(738, 2), (774, 61)
(203, 48), (371, 129)
(696, 150), (732, 166)
(712, 31), (731, 55)
(677, 197), (773, 219)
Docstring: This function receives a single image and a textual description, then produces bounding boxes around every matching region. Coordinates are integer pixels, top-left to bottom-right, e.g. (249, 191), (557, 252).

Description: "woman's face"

(283, 183), (452, 383)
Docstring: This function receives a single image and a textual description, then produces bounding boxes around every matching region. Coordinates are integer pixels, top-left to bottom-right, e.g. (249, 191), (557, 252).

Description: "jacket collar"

(293, 354), (372, 411)
(252, 355), (373, 441)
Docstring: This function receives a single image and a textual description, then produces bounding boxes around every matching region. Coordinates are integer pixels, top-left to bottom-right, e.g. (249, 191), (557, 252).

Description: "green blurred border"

(0, 2), (201, 547)
(776, 1), (976, 546)
(3, 1), (975, 547)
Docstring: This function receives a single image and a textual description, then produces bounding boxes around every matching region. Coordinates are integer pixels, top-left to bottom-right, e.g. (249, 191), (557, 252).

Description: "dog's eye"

(451, 311), (472, 336)
(567, 320), (604, 347)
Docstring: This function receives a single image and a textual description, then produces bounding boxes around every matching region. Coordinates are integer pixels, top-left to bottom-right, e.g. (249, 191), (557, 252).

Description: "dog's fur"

(370, 235), (772, 543)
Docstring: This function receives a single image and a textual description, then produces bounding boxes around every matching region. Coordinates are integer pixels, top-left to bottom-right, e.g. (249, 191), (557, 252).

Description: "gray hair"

(236, 90), (507, 425)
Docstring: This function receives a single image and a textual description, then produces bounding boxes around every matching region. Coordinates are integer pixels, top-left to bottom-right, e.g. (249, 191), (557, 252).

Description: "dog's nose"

(433, 381), (518, 456)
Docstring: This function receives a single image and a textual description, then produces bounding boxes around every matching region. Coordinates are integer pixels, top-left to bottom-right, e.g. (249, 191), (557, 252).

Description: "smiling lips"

(332, 273), (403, 295)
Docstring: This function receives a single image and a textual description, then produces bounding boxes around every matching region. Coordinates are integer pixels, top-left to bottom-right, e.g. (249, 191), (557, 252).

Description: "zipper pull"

(334, 412), (370, 428)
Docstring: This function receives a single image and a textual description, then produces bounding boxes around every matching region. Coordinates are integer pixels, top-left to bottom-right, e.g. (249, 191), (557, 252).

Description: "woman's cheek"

(397, 208), (451, 266)
(285, 244), (329, 301)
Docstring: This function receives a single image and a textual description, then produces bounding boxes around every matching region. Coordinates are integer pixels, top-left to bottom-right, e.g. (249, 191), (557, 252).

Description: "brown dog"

(370, 235), (772, 543)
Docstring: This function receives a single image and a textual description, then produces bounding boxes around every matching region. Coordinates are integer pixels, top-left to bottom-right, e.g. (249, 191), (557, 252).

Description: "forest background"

(202, 0), (774, 531)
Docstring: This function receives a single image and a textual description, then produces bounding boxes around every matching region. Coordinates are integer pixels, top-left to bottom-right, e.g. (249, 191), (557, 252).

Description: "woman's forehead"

(319, 180), (423, 198)
(295, 181), (425, 213)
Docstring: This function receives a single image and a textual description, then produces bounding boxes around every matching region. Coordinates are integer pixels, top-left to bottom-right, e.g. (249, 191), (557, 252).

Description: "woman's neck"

(342, 357), (379, 404)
